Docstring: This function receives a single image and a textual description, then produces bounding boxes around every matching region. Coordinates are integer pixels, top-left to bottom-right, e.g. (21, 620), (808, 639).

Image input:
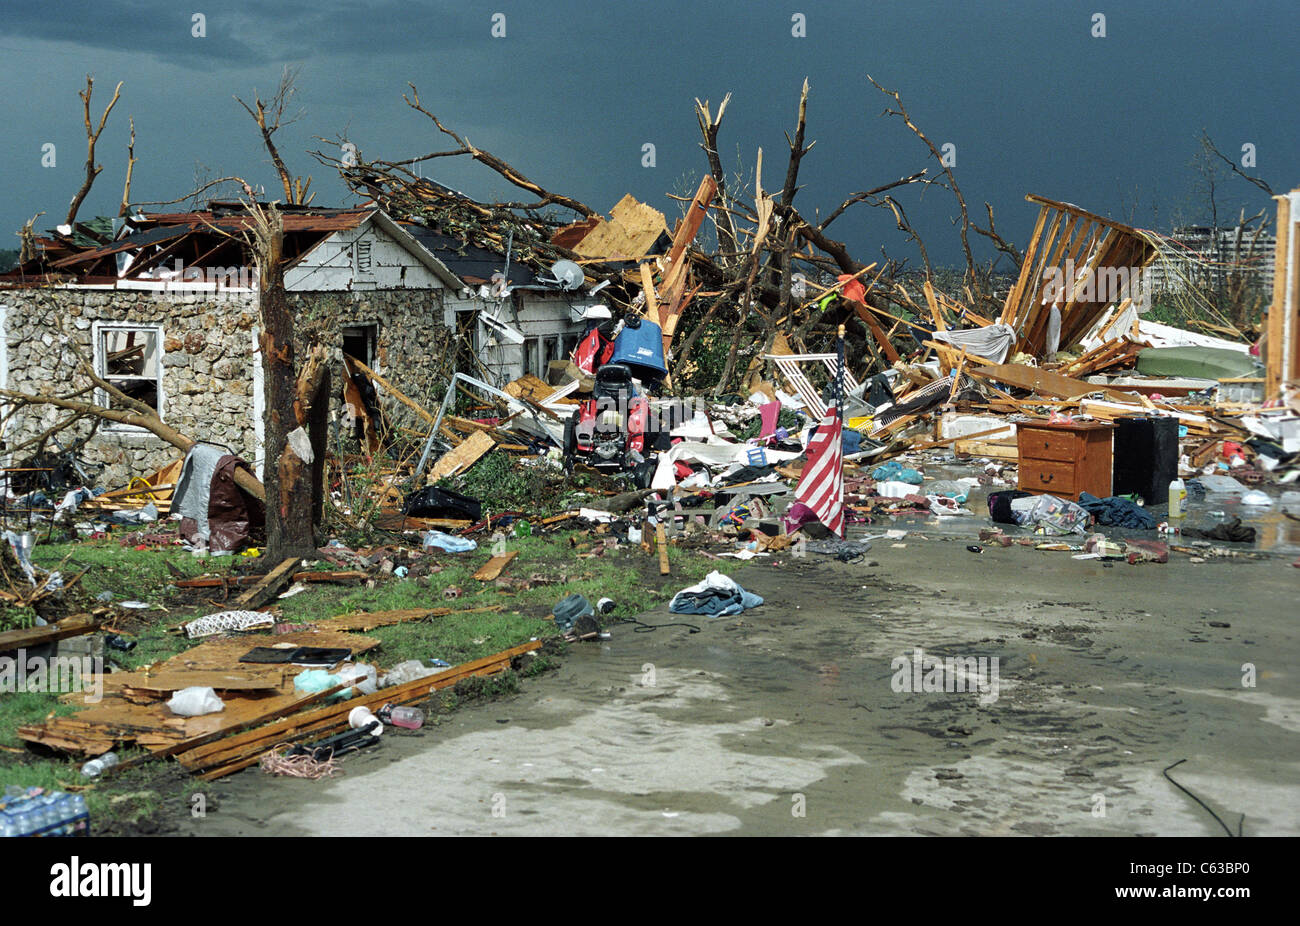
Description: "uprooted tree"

(311, 77), (1021, 396)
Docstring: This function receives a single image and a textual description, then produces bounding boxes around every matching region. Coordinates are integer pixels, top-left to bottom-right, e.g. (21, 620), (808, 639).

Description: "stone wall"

(2, 287), (260, 489)
(1, 285), (450, 489)
(287, 288), (454, 437)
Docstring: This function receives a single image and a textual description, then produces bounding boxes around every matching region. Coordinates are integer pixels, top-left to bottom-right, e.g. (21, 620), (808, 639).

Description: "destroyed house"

(0, 203), (472, 487)
(403, 225), (597, 387)
(0, 200), (613, 488)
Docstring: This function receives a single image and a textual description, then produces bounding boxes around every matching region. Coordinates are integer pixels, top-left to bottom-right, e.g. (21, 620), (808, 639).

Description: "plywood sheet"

(572, 195), (669, 261)
(427, 430), (495, 484)
(159, 630), (381, 672)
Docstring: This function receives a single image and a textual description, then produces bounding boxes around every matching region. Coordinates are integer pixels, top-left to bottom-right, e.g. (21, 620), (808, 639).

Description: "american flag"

(792, 326), (847, 538)
(794, 404), (845, 537)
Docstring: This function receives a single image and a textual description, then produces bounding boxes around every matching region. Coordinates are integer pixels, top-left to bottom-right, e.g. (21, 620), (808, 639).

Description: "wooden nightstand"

(1017, 420), (1114, 499)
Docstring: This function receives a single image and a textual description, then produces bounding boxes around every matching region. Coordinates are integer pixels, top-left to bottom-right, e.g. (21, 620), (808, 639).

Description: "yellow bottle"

(1168, 478), (1186, 518)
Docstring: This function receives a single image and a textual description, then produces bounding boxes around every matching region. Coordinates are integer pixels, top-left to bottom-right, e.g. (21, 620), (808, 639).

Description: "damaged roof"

(401, 225), (534, 287)
(1, 203), (463, 291)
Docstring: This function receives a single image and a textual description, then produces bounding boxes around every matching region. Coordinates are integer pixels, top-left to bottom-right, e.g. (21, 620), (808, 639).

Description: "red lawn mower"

(563, 315), (667, 479)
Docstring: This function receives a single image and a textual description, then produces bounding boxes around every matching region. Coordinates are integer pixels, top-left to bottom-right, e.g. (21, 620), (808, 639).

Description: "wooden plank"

(315, 605), (503, 633)
(111, 668), (287, 695)
(472, 551), (518, 582)
(231, 557), (299, 611)
(640, 262), (661, 324)
(426, 430), (495, 484)
(657, 174), (717, 307)
(173, 570), (365, 591)
(0, 613), (100, 652)
(656, 522), (670, 575)
(967, 363), (1143, 404)
(1267, 192), (1295, 397)
(953, 439), (1019, 461)
(540, 511), (579, 526)
(370, 511), (472, 532)
(185, 641), (543, 778)
(923, 280), (945, 332)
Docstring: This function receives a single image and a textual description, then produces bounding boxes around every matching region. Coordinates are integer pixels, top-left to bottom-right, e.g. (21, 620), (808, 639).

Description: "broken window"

(95, 324), (163, 420)
(342, 323), (378, 367)
(523, 337), (541, 378)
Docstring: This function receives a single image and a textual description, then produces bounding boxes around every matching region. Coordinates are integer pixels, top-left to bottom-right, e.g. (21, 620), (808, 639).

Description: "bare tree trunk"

(255, 208), (318, 561)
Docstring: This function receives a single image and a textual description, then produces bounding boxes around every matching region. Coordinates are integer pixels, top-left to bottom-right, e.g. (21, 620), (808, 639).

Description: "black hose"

(1163, 759), (1242, 837)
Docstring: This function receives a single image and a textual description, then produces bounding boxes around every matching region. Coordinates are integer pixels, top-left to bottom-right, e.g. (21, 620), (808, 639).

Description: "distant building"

(1139, 224), (1275, 301)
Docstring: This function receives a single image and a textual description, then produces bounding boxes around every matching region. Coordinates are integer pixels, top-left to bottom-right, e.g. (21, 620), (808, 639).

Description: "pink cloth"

(759, 402), (781, 439)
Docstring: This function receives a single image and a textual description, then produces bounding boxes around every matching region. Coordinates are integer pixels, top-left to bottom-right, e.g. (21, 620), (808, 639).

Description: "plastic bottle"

(1168, 478), (1186, 518)
(81, 751), (119, 778)
(378, 704), (424, 730)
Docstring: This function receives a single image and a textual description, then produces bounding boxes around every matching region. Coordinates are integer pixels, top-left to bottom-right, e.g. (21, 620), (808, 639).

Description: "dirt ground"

(173, 512), (1300, 837)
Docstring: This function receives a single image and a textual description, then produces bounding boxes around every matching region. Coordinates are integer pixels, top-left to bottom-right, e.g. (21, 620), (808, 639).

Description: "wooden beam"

(1267, 191), (1297, 397)
(0, 613), (100, 652)
(230, 557), (299, 610)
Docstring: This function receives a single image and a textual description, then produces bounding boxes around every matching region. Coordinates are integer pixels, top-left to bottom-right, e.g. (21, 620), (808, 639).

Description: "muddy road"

(179, 536), (1299, 836)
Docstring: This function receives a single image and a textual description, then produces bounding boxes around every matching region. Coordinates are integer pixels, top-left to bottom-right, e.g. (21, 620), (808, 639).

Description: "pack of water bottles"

(0, 786), (90, 837)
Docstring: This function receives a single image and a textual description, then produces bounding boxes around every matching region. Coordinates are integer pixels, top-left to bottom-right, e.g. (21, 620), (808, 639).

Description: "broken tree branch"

(66, 76), (123, 227)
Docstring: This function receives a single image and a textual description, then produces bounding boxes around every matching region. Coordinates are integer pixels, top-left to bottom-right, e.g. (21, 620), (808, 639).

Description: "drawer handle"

(1039, 472), (1054, 483)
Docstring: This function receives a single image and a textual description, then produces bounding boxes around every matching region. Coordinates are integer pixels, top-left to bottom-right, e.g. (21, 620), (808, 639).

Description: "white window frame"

(92, 321), (165, 431)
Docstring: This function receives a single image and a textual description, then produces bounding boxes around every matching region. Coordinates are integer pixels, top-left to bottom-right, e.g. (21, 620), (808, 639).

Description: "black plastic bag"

(987, 489), (1033, 526)
(401, 486), (482, 522)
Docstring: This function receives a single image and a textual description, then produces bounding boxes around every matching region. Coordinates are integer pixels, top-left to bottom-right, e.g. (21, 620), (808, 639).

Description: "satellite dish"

(544, 259), (585, 291)
(489, 271), (510, 299)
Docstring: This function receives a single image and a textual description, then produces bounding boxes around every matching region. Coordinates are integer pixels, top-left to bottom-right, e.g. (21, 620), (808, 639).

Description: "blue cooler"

(611, 319), (667, 383)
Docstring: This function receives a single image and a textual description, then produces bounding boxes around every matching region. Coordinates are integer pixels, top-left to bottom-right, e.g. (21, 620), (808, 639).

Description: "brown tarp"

(180, 454), (264, 553)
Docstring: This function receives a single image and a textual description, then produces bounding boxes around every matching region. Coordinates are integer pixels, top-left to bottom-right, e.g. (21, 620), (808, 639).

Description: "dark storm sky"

(1, 0), (1294, 269)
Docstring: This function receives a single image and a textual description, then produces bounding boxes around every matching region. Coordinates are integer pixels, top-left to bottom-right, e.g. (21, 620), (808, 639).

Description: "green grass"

(29, 537), (238, 603)
(1, 527), (730, 830)
(0, 690), (81, 748)
(271, 531), (722, 665)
